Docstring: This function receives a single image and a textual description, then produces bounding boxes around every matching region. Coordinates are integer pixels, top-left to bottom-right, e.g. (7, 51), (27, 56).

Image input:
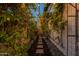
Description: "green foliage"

(0, 31), (8, 43)
(28, 19), (36, 40)
(53, 3), (64, 12)
(51, 4), (67, 32)
(58, 21), (67, 30)
(0, 4), (37, 56)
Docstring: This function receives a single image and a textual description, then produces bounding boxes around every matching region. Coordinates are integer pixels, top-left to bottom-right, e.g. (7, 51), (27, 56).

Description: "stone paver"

(28, 37), (52, 56)
(37, 42), (43, 45)
(36, 49), (44, 54)
(38, 39), (42, 42)
(37, 45), (43, 48)
(36, 38), (44, 54)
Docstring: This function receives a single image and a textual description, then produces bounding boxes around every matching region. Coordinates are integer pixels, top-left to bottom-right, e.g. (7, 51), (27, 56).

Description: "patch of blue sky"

(32, 3), (44, 21)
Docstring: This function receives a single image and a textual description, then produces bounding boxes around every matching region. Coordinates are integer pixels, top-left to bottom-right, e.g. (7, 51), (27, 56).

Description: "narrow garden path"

(27, 36), (64, 56)
(27, 36), (52, 56)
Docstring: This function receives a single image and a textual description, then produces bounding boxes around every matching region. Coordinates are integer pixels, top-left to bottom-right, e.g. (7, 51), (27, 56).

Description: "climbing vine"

(0, 4), (36, 56)
(51, 3), (67, 32)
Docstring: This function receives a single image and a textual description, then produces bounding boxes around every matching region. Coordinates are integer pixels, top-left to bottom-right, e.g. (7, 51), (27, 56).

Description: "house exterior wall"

(50, 3), (79, 56)
(49, 4), (68, 55)
(62, 4), (68, 55)
(62, 3), (76, 56)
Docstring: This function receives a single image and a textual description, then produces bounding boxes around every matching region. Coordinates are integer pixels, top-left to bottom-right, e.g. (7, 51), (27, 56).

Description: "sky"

(32, 3), (44, 21)
(40, 3), (44, 15)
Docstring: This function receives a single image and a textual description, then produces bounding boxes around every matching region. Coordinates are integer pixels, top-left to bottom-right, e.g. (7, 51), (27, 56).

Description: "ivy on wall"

(51, 3), (67, 32)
